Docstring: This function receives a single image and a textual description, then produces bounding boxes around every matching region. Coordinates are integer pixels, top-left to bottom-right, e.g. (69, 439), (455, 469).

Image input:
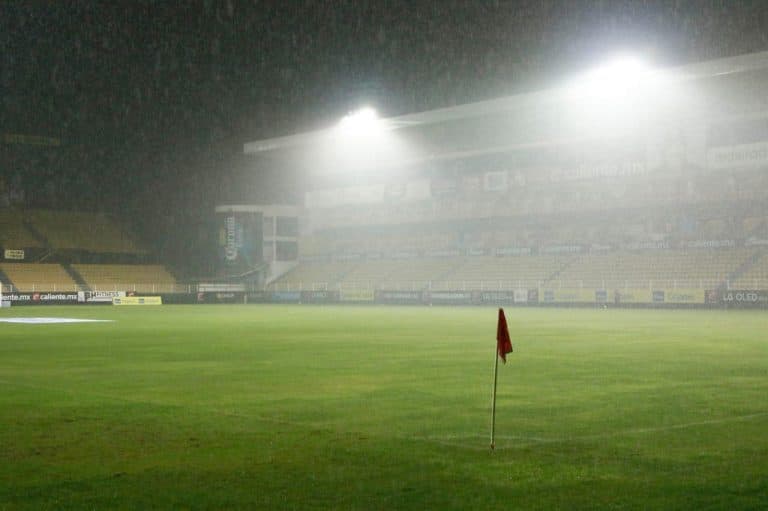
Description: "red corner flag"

(496, 308), (513, 363)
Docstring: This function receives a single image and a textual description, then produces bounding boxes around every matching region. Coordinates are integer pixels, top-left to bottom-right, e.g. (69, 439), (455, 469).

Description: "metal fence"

(268, 278), (768, 291)
(0, 283), (197, 294)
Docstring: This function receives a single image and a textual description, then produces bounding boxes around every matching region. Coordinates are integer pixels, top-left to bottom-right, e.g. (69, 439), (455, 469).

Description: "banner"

(2, 133), (61, 147)
(476, 290), (515, 305)
(425, 291), (472, 305)
(495, 247), (531, 256)
(540, 288), (597, 303)
(679, 240), (736, 249)
(301, 290), (338, 304)
(217, 210), (263, 274)
(246, 291), (269, 303)
(425, 249), (461, 258)
(721, 290), (768, 307)
(541, 245), (583, 254)
(375, 290), (423, 305)
(1, 292), (79, 305)
(196, 292), (243, 304)
(112, 296), (162, 305)
(339, 289), (375, 302)
(613, 289), (653, 304)
(707, 142), (768, 169)
(3, 249), (24, 260)
(271, 291), (301, 303)
(656, 289), (706, 304)
(78, 291), (125, 303)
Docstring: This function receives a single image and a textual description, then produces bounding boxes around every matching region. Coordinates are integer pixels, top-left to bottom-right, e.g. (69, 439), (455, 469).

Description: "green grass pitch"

(1, 305), (767, 510)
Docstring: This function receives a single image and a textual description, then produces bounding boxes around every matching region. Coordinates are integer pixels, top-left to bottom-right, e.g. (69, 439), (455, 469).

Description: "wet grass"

(1, 305), (767, 509)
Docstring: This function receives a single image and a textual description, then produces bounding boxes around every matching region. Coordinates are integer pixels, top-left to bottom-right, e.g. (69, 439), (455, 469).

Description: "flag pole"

(490, 346), (499, 450)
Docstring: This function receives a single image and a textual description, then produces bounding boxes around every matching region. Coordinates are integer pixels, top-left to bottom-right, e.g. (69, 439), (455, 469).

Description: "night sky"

(2, 0), (768, 271)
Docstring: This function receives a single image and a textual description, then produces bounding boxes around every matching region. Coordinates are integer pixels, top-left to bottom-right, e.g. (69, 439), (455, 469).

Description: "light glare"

(567, 56), (652, 100)
(336, 107), (381, 135)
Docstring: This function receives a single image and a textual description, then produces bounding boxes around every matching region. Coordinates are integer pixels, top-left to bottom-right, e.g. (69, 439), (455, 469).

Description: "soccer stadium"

(2, 5), (768, 509)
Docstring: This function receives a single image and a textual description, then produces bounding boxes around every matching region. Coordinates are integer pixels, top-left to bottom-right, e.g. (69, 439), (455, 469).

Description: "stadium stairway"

(543, 256), (579, 284)
(21, 218), (51, 249)
(333, 261), (364, 286)
(0, 267), (14, 291)
(723, 249), (766, 289)
(431, 257), (470, 286)
(61, 263), (91, 291)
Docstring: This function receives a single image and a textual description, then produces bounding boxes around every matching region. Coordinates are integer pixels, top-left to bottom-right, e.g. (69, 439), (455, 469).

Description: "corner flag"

(496, 308), (513, 363)
(491, 308), (512, 450)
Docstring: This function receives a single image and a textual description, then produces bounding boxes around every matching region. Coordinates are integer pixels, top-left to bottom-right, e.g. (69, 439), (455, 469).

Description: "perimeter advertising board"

(301, 290), (339, 304)
(613, 289), (653, 304)
(1, 292), (79, 305)
(78, 291), (126, 303)
(659, 289), (706, 304)
(339, 289), (375, 302)
(540, 289), (597, 304)
(271, 291), (302, 303)
(474, 290), (530, 305)
(425, 291), (472, 305)
(375, 290), (423, 305)
(113, 296), (162, 305)
(721, 290), (768, 308)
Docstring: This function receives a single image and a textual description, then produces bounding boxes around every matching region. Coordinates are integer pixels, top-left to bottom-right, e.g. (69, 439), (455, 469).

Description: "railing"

(3, 278), (768, 295)
(267, 278), (768, 291)
(0, 283), (197, 294)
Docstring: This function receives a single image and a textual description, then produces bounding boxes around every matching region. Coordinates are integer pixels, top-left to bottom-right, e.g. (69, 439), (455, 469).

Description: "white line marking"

(0, 317), (113, 324)
(1, 379), (765, 452)
(423, 412), (768, 450)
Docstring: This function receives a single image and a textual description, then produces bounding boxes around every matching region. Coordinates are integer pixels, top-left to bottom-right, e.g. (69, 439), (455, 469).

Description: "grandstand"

(25, 209), (145, 254)
(553, 248), (758, 289)
(0, 209), (44, 249)
(0, 263), (78, 292)
(73, 264), (179, 293)
(242, 52), (768, 301)
(730, 250), (768, 289)
(0, 209), (177, 294)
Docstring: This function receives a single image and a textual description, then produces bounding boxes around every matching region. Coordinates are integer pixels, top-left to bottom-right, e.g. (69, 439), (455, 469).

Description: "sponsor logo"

(3, 249), (25, 260)
(112, 296), (162, 305)
(225, 215), (238, 261)
(722, 290), (768, 304)
(0, 318), (112, 324)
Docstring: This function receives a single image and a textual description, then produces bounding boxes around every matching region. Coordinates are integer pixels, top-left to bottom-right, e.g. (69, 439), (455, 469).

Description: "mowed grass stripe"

(0, 305), (767, 510)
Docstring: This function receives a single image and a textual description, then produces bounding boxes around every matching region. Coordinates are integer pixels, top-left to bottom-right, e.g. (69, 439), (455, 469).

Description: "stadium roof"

(244, 51), (768, 164)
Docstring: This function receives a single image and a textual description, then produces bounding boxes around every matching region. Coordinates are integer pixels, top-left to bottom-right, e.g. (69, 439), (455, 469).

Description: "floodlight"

(335, 107), (382, 136)
(566, 55), (653, 101)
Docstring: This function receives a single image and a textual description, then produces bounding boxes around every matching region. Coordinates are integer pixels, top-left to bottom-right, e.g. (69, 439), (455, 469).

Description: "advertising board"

(476, 290), (516, 305)
(271, 291), (301, 303)
(540, 289), (596, 303)
(3, 249), (25, 260)
(301, 290), (339, 303)
(661, 289), (706, 304)
(425, 291), (472, 305)
(613, 289), (653, 304)
(78, 291), (126, 303)
(2, 292), (79, 305)
(375, 290), (423, 305)
(721, 290), (768, 307)
(112, 296), (162, 305)
(339, 289), (375, 302)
